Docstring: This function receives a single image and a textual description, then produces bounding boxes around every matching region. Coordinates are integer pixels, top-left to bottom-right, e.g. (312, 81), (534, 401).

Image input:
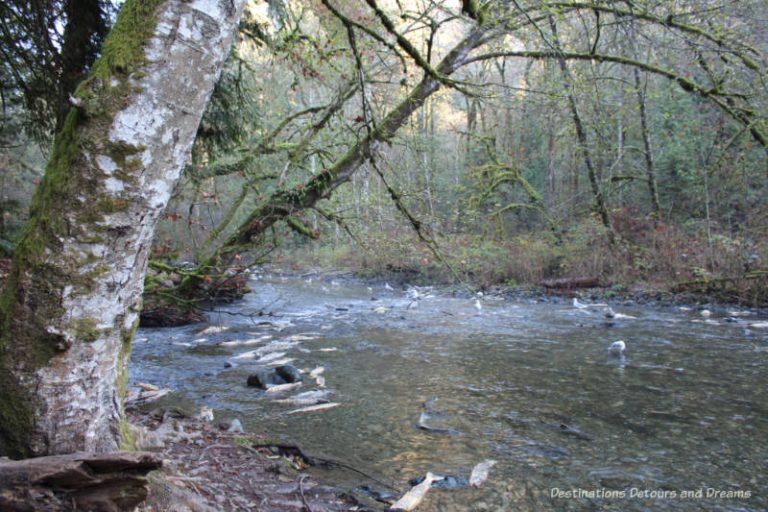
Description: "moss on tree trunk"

(0, 0), (245, 458)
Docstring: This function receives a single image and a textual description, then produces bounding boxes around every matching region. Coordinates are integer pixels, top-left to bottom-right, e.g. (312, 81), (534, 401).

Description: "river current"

(131, 271), (767, 511)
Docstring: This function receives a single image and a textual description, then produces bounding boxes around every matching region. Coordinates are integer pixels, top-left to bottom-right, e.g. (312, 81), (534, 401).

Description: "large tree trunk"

(0, 0), (245, 458)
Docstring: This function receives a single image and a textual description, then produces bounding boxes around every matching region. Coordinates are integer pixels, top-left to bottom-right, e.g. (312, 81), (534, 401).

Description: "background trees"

(147, 0), (765, 301)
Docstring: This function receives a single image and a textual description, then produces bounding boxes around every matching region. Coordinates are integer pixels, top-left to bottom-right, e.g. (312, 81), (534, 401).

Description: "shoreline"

(261, 265), (768, 316)
(127, 404), (384, 512)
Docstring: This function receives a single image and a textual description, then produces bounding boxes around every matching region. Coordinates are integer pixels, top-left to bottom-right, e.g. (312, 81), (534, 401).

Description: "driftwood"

(0, 451), (162, 512)
(541, 277), (602, 289)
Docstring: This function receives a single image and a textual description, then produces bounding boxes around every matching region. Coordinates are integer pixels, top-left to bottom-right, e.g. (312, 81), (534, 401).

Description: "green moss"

(0, 372), (35, 458)
(98, 197), (131, 214)
(67, 318), (101, 343)
(116, 314), (140, 451)
(118, 417), (137, 451)
(92, 0), (164, 79)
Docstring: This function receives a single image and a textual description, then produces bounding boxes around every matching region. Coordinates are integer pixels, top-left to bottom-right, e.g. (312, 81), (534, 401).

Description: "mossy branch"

(461, 50), (768, 148)
(285, 216), (319, 239)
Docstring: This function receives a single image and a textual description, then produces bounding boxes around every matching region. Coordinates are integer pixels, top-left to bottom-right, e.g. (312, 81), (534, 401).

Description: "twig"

(299, 475), (314, 512)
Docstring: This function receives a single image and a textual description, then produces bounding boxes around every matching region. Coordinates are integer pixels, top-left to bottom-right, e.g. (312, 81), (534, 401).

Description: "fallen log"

(0, 451), (162, 512)
(541, 277), (602, 289)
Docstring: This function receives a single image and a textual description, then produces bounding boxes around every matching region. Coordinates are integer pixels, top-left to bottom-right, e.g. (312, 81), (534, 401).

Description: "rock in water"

(247, 369), (287, 389)
(469, 460), (497, 488)
(409, 474), (467, 489)
(390, 472), (439, 511)
(274, 364), (303, 383)
(356, 485), (395, 504)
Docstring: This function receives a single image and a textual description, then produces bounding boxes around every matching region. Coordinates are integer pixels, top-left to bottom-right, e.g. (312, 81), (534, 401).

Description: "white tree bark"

(0, 0), (245, 457)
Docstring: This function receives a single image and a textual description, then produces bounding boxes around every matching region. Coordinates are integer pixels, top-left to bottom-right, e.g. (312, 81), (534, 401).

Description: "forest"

(0, 1), (767, 511)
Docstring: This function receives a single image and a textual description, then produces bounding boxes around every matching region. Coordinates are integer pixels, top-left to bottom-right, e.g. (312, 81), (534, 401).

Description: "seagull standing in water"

(609, 340), (626, 356)
(384, 282), (394, 291)
(474, 292), (483, 313)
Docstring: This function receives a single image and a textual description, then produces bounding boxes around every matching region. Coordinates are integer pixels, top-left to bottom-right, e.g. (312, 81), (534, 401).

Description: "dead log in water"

(541, 277), (602, 289)
(0, 451), (162, 511)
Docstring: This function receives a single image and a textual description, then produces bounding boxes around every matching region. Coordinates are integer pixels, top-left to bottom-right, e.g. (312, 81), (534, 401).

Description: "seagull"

(474, 298), (483, 313)
(609, 340), (626, 356)
(406, 287), (423, 300)
(384, 282), (394, 291)
(573, 298), (588, 309)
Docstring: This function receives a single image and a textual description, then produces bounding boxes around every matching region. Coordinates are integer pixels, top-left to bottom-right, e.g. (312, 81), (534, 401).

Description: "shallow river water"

(131, 271), (768, 511)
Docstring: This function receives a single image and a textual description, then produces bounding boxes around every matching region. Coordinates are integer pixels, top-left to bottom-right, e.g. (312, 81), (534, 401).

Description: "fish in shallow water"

(265, 382), (303, 394)
(275, 389), (332, 406)
(198, 325), (229, 335)
(390, 472), (439, 511)
(469, 459), (497, 487)
(286, 402), (340, 414)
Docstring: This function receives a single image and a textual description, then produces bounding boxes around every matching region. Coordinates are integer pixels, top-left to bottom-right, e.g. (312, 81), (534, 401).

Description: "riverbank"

(262, 264), (768, 317)
(276, 220), (768, 308)
(126, 402), (382, 512)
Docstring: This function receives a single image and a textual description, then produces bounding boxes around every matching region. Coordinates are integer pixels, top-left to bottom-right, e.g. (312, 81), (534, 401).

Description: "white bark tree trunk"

(0, 0), (245, 457)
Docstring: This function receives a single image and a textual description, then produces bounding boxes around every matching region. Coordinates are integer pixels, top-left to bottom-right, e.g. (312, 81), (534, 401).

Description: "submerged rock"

(355, 485), (395, 504)
(274, 364), (303, 383)
(408, 474), (468, 489)
(247, 369), (287, 389)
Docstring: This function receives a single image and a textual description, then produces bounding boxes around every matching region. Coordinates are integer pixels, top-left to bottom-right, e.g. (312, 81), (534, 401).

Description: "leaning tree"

(0, 0), (246, 458)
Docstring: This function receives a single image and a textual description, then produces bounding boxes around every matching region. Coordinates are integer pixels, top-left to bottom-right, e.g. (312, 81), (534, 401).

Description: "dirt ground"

(126, 406), (383, 512)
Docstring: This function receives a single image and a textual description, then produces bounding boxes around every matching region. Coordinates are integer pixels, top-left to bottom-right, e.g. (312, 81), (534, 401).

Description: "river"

(131, 270), (768, 511)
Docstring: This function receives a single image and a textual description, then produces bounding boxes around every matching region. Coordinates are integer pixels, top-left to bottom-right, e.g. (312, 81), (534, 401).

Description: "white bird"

(474, 298), (483, 313)
(573, 298), (588, 309)
(609, 340), (626, 355)
(700, 309), (712, 317)
(384, 282), (394, 291)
